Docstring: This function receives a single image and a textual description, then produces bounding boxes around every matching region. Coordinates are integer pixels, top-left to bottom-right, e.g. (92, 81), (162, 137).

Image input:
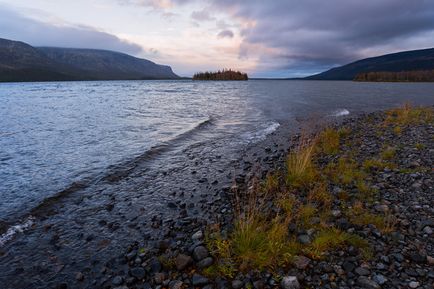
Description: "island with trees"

(192, 69), (248, 81)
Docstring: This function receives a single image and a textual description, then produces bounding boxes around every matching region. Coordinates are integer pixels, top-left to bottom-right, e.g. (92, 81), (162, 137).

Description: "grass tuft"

(286, 139), (317, 188)
(317, 128), (340, 155)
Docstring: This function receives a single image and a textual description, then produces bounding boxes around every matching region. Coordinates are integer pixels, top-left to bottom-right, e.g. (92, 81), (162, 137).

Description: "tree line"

(354, 70), (434, 82)
(193, 69), (248, 81)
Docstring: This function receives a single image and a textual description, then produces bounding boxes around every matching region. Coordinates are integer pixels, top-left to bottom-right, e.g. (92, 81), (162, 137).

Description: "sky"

(1, 0), (434, 78)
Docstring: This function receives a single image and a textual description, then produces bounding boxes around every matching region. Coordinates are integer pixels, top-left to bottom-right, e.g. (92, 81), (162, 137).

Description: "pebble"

(130, 267), (146, 279)
(281, 276), (300, 289)
(192, 274), (209, 286)
(192, 246), (209, 261)
(112, 276), (124, 286)
(175, 254), (193, 270)
(409, 281), (420, 288)
(356, 276), (380, 289)
(293, 255), (311, 269)
(75, 272), (84, 281)
(192, 230), (204, 240)
(297, 234), (311, 244)
(232, 280), (244, 289)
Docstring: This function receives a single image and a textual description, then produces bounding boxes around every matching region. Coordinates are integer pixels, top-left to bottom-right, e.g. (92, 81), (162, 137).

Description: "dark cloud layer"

(209, 0), (434, 75)
(128, 0), (434, 76)
(0, 7), (143, 55)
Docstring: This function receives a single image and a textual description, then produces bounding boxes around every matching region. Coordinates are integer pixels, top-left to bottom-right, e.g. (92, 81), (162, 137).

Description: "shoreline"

(110, 106), (433, 289)
(1, 106), (433, 289)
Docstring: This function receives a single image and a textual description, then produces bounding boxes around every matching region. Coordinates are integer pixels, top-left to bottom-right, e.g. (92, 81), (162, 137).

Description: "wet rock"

(176, 254), (193, 270)
(192, 274), (209, 286)
(193, 246), (209, 261)
(356, 276), (380, 289)
(423, 226), (432, 234)
(281, 276), (300, 289)
(192, 230), (204, 240)
(75, 272), (84, 281)
(372, 274), (387, 285)
(130, 267), (146, 279)
(112, 276), (124, 286)
(197, 257), (213, 268)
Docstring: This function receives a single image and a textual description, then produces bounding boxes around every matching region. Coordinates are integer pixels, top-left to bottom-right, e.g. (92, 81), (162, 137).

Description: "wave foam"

(243, 122), (280, 143)
(332, 109), (350, 117)
(0, 216), (35, 247)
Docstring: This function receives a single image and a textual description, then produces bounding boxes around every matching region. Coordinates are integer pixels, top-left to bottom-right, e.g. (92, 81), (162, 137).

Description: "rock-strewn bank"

(101, 106), (433, 289)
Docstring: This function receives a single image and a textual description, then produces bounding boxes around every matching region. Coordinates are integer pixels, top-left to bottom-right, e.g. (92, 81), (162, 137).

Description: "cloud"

(0, 6), (143, 55)
(206, 0), (434, 75)
(217, 29), (234, 39)
(191, 9), (215, 22)
(128, 0), (434, 76)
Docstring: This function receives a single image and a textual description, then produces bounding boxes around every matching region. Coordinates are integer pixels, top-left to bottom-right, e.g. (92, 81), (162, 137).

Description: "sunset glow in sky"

(2, 0), (434, 77)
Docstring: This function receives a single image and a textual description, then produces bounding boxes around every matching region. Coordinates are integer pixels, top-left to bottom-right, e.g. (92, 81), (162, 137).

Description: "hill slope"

(0, 38), (179, 82)
(305, 48), (434, 80)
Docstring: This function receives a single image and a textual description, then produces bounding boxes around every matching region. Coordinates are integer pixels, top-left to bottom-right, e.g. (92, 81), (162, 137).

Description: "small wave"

(0, 216), (35, 247)
(242, 122), (280, 143)
(332, 109), (350, 117)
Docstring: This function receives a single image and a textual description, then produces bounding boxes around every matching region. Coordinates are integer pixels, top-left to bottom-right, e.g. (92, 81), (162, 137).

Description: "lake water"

(1, 80), (434, 223)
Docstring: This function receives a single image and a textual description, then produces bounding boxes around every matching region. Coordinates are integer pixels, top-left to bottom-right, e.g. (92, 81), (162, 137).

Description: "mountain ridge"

(0, 38), (179, 82)
(304, 48), (434, 80)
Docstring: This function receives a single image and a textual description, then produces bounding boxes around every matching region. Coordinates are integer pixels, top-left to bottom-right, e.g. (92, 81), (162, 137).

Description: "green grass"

(317, 128), (340, 155)
(380, 146), (396, 160)
(286, 141), (318, 189)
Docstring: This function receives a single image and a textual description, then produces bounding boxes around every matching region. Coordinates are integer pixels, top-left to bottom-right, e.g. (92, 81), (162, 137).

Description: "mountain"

(305, 48), (434, 80)
(0, 38), (179, 82)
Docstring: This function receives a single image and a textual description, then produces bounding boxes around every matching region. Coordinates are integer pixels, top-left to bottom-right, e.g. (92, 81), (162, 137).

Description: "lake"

(1, 80), (433, 223)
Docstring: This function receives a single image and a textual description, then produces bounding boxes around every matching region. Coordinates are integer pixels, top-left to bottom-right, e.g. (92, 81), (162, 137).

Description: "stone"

(356, 276), (380, 289)
(192, 274), (209, 286)
(169, 280), (183, 289)
(423, 226), (433, 234)
(193, 246), (209, 261)
(130, 267), (146, 279)
(150, 257), (162, 273)
(293, 255), (311, 269)
(372, 274), (387, 285)
(297, 234), (311, 244)
(253, 280), (265, 289)
(176, 254), (193, 270)
(197, 257), (214, 268)
(192, 230), (204, 240)
(355, 267), (370, 276)
(75, 272), (84, 281)
(342, 260), (355, 272)
(112, 276), (124, 286)
(232, 280), (244, 289)
(410, 252), (426, 263)
(281, 276), (300, 289)
(409, 281), (419, 288)
(427, 255), (434, 265)
(154, 273), (165, 284)
(331, 210), (342, 218)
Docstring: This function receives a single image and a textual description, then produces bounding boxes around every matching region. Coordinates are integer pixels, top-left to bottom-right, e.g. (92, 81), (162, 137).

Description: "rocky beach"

(2, 105), (431, 289)
(120, 105), (433, 289)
